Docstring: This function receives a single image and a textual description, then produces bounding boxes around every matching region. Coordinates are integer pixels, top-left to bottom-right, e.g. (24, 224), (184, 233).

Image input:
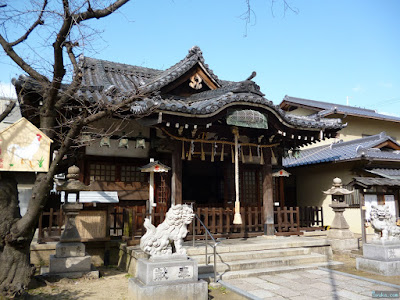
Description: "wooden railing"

(274, 206), (303, 236)
(116, 206), (265, 244)
(38, 207), (64, 243)
(38, 205), (324, 243)
(299, 206), (324, 230)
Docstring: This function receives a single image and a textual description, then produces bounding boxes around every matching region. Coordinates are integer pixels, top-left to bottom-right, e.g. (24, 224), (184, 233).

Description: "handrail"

(191, 212), (220, 283)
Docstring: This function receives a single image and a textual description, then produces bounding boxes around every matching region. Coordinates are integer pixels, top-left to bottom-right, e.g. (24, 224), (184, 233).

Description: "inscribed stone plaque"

(152, 265), (194, 282)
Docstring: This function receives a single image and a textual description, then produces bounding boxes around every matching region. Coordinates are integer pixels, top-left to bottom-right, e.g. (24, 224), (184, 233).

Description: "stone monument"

(128, 204), (208, 300)
(47, 166), (98, 278)
(356, 205), (400, 276)
(323, 178), (358, 252)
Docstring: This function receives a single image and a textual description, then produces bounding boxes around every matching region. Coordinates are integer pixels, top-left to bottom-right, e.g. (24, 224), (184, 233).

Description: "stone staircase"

(184, 236), (342, 281)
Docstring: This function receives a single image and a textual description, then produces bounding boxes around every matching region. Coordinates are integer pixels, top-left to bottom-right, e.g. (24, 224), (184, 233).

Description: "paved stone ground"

(223, 269), (400, 300)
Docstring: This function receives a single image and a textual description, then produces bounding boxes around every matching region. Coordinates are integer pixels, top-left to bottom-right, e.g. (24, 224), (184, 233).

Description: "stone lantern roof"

(323, 177), (353, 196)
(56, 165), (89, 192)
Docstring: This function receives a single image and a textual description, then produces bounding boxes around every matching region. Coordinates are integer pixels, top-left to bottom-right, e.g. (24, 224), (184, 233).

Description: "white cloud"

(378, 82), (393, 88)
(0, 82), (17, 99)
(378, 111), (400, 118)
(352, 85), (363, 93)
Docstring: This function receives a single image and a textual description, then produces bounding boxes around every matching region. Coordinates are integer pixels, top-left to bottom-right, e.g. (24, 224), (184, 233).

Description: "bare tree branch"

(9, 0), (48, 47)
(0, 34), (49, 82)
(74, 0), (129, 23)
(0, 100), (15, 123)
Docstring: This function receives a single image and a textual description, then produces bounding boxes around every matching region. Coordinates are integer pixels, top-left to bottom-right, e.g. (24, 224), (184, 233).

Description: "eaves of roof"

(283, 132), (400, 168)
(281, 95), (400, 123)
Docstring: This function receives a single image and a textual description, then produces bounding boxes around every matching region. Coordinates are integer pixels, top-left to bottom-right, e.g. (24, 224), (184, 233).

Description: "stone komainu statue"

(140, 204), (194, 257)
(370, 205), (400, 240)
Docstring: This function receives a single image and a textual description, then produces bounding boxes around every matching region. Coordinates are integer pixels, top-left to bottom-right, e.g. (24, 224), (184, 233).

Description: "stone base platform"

(49, 254), (92, 273)
(356, 242), (400, 276)
(40, 267), (100, 279)
(128, 277), (208, 300)
(356, 258), (400, 276)
(129, 255), (208, 300)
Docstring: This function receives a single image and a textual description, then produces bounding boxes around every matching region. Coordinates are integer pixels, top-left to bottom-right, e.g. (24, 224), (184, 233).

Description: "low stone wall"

(118, 244), (148, 276)
(30, 240), (122, 267)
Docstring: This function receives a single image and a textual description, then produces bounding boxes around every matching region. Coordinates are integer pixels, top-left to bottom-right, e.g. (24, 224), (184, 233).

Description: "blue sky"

(1, 0), (399, 116)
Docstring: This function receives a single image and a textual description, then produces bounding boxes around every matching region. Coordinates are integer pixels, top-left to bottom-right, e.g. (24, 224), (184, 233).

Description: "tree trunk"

(0, 175), (35, 298)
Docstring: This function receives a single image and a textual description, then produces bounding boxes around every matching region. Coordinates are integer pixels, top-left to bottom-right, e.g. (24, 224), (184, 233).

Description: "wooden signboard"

(0, 118), (52, 172)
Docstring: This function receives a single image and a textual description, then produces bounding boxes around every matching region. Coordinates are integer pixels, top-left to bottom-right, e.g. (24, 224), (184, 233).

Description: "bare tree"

(0, 1), (156, 297)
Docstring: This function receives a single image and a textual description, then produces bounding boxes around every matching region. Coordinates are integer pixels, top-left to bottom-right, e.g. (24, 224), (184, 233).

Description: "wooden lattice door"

(156, 173), (170, 213)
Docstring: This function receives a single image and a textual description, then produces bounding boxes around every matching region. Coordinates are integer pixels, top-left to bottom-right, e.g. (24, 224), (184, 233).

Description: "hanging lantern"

(100, 137), (111, 147)
(248, 146), (253, 162)
(118, 138), (129, 149)
(135, 132), (146, 149)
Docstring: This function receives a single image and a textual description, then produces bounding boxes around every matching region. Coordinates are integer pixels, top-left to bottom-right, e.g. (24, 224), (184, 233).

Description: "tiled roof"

(283, 132), (400, 167)
(365, 168), (400, 179)
(14, 46), (344, 131)
(281, 95), (400, 123)
(352, 177), (400, 188)
(139, 46), (221, 94)
(0, 98), (22, 130)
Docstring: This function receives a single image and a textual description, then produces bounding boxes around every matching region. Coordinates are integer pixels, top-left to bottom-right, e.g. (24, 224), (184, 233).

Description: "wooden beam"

(262, 148), (274, 235)
(171, 141), (183, 205)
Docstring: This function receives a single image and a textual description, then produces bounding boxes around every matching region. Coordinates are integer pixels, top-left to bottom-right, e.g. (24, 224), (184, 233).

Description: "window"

(88, 162), (148, 183)
(89, 164), (115, 182)
(343, 185), (360, 208)
(121, 166), (146, 182)
(241, 169), (262, 205)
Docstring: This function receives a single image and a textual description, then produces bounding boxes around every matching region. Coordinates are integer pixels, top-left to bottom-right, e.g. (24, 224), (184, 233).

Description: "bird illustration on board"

(7, 133), (43, 168)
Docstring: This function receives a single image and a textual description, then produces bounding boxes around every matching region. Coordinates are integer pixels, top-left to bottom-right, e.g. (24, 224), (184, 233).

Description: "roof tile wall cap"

(283, 95), (377, 113)
(330, 132), (387, 149)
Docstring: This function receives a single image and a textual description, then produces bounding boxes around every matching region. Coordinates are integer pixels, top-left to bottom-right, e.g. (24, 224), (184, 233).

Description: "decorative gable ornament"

(227, 109), (268, 129)
(0, 117), (52, 172)
(189, 74), (203, 90)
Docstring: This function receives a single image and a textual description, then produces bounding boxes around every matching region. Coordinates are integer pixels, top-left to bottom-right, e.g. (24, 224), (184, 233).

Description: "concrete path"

(221, 268), (400, 300)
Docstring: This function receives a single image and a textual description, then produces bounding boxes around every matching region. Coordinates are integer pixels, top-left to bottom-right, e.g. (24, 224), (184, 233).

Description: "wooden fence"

(274, 206), (303, 236)
(112, 206), (265, 244)
(38, 205), (324, 243)
(38, 207), (64, 243)
(299, 206), (324, 230)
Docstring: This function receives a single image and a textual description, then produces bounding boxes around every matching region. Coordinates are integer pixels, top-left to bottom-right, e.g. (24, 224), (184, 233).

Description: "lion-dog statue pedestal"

(128, 204), (208, 300)
(356, 205), (400, 276)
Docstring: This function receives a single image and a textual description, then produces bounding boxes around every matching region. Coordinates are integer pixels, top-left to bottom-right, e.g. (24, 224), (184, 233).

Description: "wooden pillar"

(360, 191), (366, 244)
(262, 148), (274, 235)
(279, 177), (285, 208)
(171, 141), (182, 205)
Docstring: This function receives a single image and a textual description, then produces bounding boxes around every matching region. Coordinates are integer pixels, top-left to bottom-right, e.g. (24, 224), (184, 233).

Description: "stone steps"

(185, 237), (331, 256)
(183, 236), (340, 281)
(199, 261), (344, 281)
(198, 253), (328, 273)
(191, 247), (311, 264)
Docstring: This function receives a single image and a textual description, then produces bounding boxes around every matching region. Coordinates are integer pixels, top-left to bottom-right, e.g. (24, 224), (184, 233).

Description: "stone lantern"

(323, 177), (358, 252)
(47, 165), (98, 278)
(56, 165), (88, 242)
